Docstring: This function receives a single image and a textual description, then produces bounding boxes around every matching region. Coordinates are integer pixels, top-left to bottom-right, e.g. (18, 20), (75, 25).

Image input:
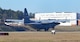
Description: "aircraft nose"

(57, 23), (60, 24)
(55, 22), (60, 25)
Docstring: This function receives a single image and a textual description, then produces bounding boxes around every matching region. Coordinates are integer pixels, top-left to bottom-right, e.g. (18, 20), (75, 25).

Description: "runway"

(0, 31), (80, 42)
(0, 31), (80, 34)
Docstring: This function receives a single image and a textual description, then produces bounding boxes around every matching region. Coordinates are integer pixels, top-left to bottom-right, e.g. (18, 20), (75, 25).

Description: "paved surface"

(0, 31), (80, 33)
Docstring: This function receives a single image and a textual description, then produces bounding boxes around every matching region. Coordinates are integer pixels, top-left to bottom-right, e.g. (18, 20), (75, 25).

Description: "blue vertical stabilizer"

(24, 8), (31, 23)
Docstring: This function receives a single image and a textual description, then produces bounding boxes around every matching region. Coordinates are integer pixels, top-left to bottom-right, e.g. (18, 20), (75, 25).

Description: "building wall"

(35, 12), (77, 26)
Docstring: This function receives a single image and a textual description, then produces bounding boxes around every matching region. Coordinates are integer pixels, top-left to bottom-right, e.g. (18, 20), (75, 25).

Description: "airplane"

(5, 8), (60, 31)
(23, 8), (60, 31)
(5, 19), (24, 26)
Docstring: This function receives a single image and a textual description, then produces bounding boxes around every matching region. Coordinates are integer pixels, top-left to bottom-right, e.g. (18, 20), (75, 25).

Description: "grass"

(0, 32), (80, 42)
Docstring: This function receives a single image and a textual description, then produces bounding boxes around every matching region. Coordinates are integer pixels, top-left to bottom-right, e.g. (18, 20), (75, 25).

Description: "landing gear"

(44, 28), (49, 31)
(36, 28), (49, 31)
(37, 29), (40, 31)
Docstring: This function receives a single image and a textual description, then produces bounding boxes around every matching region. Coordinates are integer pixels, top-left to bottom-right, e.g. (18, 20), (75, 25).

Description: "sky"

(0, 0), (80, 13)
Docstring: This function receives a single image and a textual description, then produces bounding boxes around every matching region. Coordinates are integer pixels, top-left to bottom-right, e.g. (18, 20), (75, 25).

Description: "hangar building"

(35, 12), (77, 26)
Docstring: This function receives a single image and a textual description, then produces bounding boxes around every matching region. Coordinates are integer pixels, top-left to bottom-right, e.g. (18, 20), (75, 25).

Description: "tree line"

(0, 7), (24, 19)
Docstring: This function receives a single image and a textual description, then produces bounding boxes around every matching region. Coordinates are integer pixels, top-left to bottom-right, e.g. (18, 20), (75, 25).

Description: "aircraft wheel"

(37, 29), (40, 31)
(44, 28), (49, 31)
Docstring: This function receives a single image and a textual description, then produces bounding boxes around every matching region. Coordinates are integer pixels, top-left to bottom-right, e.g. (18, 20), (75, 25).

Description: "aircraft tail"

(23, 8), (31, 23)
